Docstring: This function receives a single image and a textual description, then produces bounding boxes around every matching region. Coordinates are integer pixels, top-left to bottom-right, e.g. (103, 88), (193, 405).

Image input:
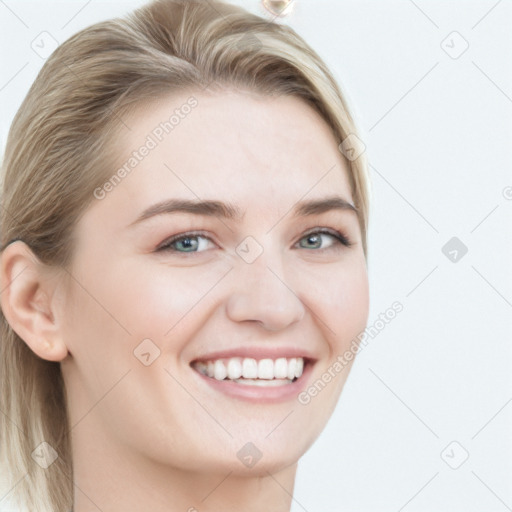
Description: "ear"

(0, 240), (69, 362)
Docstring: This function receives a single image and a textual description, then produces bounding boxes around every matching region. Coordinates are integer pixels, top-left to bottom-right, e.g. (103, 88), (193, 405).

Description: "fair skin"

(0, 88), (369, 512)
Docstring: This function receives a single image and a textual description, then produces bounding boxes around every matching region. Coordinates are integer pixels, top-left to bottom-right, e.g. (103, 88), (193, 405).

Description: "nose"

(225, 252), (306, 331)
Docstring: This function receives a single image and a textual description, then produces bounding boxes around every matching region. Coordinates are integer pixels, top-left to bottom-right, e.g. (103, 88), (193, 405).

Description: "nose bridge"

(225, 241), (305, 331)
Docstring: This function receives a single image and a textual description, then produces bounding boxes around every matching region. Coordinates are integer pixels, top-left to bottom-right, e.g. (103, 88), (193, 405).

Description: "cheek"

(289, 259), (369, 439)
(335, 266), (369, 341)
(103, 260), (232, 346)
(299, 257), (369, 349)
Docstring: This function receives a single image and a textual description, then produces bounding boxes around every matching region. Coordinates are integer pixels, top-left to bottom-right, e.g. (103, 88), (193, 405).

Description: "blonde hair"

(0, 1), (370, 510)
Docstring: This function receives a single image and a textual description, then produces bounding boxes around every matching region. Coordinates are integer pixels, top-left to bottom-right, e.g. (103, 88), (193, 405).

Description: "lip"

(190, 356), (316, 403)
(190, 346), (317, 363)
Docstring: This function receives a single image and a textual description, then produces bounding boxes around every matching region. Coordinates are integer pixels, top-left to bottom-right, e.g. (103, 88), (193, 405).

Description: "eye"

(297, 228), (352, 250)
(155, 228), (352, 254)
(156, 231), (215, 253)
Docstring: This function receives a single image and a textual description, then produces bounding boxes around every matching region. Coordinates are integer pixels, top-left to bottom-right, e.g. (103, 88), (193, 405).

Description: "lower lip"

(192, 361), (314, 403)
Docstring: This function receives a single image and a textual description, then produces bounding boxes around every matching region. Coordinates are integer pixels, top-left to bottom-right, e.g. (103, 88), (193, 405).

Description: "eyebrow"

(128, 196), (357, 227)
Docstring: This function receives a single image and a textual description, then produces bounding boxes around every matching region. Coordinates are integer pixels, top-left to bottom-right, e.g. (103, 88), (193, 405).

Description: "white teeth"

(242, 358), (258, 379)
(234, 378), (292, 386)
(194, 356), (306, 382)
(258, 359), (274, 379)
(274, 358), (288, 379)
(287, 358), (297, 380)
(214, 360), (227, 380)
(226, 358), (242, 380)
(295, 358), (304, 378)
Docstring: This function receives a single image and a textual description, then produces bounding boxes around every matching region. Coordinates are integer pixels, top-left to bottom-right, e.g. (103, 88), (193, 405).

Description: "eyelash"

(156, 227), (353, 253)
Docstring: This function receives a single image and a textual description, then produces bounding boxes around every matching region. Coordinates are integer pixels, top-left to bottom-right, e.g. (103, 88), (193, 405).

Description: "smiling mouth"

(191, 356), (307, 386)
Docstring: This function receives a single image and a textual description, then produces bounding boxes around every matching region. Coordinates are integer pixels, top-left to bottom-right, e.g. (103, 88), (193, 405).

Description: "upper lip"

(190, 346), (317, 364)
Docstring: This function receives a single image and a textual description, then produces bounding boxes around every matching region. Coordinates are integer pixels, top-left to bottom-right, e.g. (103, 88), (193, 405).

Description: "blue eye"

(298, 229), (351, 250)
(156, 228), (352, 254)
(157, 232), (213, 253)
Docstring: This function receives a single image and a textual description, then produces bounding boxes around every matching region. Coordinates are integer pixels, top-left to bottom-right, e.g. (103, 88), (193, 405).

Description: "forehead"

(94, 89), (354, 222)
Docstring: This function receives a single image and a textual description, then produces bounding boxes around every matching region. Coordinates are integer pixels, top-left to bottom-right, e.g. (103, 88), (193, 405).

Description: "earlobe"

(0, 240), (69, 362)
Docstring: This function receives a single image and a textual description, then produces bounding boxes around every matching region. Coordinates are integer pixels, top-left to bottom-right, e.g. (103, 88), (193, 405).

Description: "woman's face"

(60, 88), (369, 476)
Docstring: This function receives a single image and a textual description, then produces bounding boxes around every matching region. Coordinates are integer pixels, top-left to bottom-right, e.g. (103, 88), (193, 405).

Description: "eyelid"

(155, 226), (352, 253)
(296, 227), (352, 248)
(155, 230), (215, 252)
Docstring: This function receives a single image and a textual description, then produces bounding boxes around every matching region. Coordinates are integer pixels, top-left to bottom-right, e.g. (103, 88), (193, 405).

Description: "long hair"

(0, 1), (370, 510)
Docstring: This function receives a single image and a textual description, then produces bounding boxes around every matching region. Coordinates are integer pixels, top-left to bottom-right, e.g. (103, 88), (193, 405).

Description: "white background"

(1, 1), (511, 511)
